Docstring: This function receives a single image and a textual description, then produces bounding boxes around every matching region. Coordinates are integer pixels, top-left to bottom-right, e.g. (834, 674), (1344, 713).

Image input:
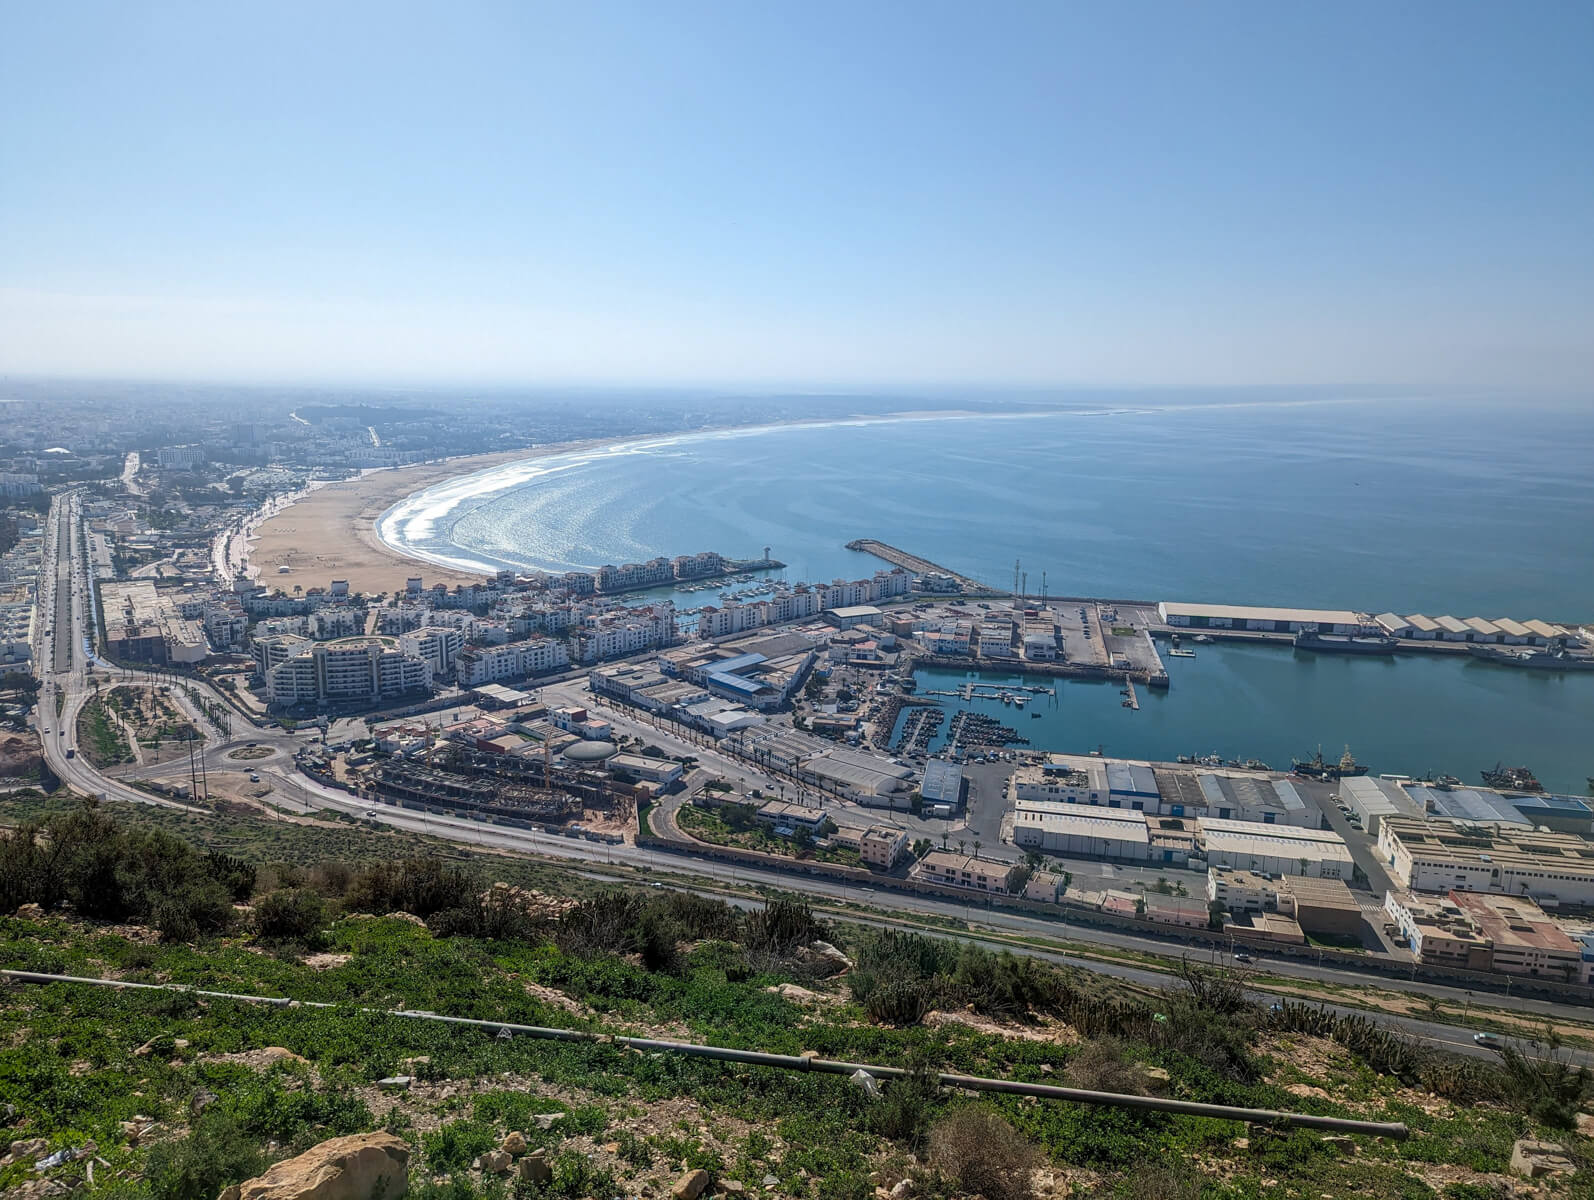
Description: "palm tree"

(957, 840), (967, 857)
(973, 840), (982, 859)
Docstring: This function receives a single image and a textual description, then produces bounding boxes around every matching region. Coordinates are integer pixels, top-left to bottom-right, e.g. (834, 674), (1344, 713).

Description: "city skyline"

(2, 2), (1591, 390)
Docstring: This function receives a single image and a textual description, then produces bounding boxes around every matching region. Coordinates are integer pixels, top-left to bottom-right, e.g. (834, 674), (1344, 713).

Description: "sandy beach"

(247, 443), (603, 595)
(245, 410), (988, 597)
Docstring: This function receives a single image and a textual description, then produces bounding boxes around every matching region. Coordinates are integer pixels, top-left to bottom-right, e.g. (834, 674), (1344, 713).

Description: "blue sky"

(2, 1), (1590, 389)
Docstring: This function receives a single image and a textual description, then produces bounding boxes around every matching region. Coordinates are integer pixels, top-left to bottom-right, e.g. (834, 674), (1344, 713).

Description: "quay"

(846, 538), (996, 593)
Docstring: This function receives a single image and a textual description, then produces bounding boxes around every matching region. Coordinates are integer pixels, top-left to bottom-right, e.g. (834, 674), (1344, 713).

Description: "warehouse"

(1340, 775), (1421, 835)
(1278, 876), (1364, 938)
(1378, 818), (1594, 904)
(920, 759), (965, 809)
(1011, 804), (1152, 862)
(1157, 602), (1365, 633)
(1409, 784), (1530, 829)
(1197, 818), (1353, 879)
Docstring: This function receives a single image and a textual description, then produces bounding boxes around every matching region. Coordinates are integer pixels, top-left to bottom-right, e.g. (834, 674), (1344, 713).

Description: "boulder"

(482, 1151), (512, 1175)
(518, 1152), (551, 1184)
(765, 984), (819, 1003)
(229, 1132), (409, 1200)
(532, 1112), (565, 1130)
(672, 1169), (711, 1200)
(501, 1131), (526, 1156)
(1510, 1139), (1576, 1180)
(1320, 1136), (1356, 1155)
(1576, 1112), (1594, 1138)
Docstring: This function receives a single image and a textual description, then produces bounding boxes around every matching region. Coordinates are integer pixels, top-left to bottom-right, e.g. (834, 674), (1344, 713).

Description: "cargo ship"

(1465, 645), (1594, 671)
(1292, 744), (1369, 780)
(1293, 628), (1398, 655)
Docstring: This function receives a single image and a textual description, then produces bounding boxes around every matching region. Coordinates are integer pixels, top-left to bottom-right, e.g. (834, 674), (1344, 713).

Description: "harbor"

(901, 638), (1594, 793)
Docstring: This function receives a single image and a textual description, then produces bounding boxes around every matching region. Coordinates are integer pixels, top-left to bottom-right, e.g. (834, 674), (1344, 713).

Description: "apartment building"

(858, 826), (910, 869)
(454, 638), (569, 686)
(264, 636), (431, 706)
(399, 626), (464, 676)
(913, 851), (1010, 893)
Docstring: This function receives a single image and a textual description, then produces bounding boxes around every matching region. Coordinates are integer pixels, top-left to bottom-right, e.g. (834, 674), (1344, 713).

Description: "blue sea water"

(379, 394), (1594, 790)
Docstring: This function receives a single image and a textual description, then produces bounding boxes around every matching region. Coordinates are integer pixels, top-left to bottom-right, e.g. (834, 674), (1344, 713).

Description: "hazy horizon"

(3, 2), (1591, 391)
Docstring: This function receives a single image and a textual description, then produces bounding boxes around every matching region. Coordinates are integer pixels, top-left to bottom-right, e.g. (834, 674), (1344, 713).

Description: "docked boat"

(1466, 645), (1594, 671)
(1293, 629), (1398, 655)
(1292, 745), (1369, 780)
(1481, 763), (1543, 793)
(1168, 647), (1197, 658)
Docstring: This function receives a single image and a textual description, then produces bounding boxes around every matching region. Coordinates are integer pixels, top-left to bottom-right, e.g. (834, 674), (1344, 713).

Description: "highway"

(27, 493), (1594, 1067)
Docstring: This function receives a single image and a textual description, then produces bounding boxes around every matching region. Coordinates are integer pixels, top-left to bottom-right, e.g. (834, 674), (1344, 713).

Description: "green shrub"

(144, 1111), (265, 1200)
(254, 888), (329, 947)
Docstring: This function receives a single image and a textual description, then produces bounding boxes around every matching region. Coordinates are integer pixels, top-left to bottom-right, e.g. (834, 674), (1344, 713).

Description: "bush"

(1063, 1039), (1145, 1095)
(928, 1107), (1040, 1200)
(254, 888), (329, 946)
(746, 897), (823, 957)
(344, 858), (479, 918)
(144, 1111), (265, 1200)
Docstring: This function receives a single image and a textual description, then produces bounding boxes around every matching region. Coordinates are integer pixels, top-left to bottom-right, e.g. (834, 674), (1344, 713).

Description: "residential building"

(399, 626), (464, 676)
(858, 826), (909, 870)
(913, 851), (1010, 893)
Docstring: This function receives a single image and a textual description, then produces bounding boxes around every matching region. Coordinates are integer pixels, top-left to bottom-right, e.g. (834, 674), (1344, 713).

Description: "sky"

(1, 1), (1591, 390)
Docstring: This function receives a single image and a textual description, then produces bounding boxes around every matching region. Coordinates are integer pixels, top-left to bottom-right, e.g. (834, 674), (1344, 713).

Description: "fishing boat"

(1481, 763), (1543, 793)
(1292, 745), (1369, 780)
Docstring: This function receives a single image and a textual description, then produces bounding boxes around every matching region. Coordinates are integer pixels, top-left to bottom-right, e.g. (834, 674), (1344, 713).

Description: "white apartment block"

(311, 608), (363, 640)
(264, 637), (431, 706)
(456, 638), (569, 686)
(400, 626), (464, 676)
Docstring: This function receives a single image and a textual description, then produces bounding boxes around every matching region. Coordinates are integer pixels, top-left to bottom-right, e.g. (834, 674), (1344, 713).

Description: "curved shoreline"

(252, 397), (1374, 596)
(246, 440), (621, 594)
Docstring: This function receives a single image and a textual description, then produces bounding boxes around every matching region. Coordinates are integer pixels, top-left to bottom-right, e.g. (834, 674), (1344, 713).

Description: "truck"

(65, 748), (75, 759)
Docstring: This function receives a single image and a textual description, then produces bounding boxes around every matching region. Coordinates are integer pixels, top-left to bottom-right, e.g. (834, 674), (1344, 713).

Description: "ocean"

(378, 394), (1594, 791)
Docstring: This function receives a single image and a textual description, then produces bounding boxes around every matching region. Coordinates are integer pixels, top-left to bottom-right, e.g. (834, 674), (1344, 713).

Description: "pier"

(845, 538), (997, 593)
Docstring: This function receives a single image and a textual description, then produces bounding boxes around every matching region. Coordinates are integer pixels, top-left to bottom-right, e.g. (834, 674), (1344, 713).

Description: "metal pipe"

(4, 969), (1407, 1139)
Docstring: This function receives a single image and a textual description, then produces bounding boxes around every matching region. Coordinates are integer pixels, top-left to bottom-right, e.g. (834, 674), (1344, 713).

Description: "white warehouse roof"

(1159, 602), (1363, 626)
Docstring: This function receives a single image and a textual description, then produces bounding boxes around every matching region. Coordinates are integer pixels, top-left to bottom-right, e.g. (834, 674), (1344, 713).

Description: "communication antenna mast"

(1021, 571), (1028, 602)
(1012, 558), (1021, 596)
(1041, 570), (1048, 607)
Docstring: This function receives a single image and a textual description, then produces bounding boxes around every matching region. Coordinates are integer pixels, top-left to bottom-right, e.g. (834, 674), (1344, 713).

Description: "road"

(27, 499), (1594, 1066)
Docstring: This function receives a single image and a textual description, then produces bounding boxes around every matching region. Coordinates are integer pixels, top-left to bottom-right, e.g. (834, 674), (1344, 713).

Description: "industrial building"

(1278, 876), (1363, 938)
(1339, 775), (1423, 835)
(1449, 892), (1586, 982)
(1157, 603), (1366, 633)
(1382, 890), (1495, 970)
(1378, 818), (1594, 905)
(1012, 804), (1154, 862)
(919, 759), (965, 810)
(1196, 818), (1353, 879)
(1012, 756), (1160, 813)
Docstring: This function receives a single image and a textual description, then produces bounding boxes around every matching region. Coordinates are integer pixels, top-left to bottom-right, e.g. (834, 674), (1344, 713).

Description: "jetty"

(845, 538), (996, 593)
